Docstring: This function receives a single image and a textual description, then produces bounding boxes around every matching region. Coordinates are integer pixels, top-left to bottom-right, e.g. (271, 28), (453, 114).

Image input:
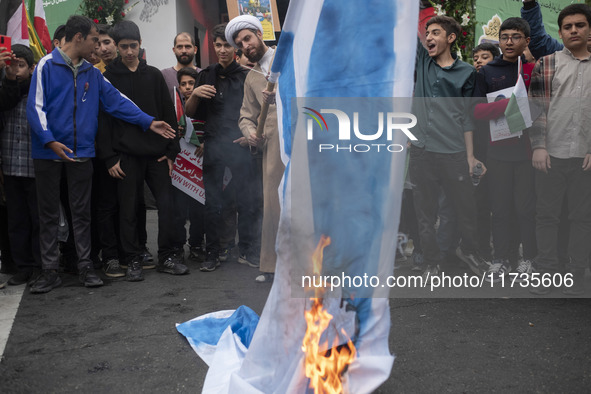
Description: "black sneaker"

(456, 247), (490, 276)
(30, 270), (62, 294)
(238, 254), (260, 268)
(8, 268), (35, 286)
(27, 269), (42, 286)
(529, 285), (553, 295)
(422, 264), (440, 285)
(121, 254), (156, 270)
(103, 258), (126, 278)
(126, 258), (144, 282)
(79, 265), (104, 288)
(141, 248), (156, 269)
(562, 270), (585, 296)
(158, 256), (190, 275)
(141, 247), (154, 262)
(189, 246), (204, 262)
(411, 252), (425, 272)
(200, 253), (219, 272)
(218, 248), (230, 262)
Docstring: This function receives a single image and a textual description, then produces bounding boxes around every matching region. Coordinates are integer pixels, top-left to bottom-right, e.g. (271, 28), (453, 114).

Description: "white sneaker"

(421, 265), (440, 285)
(514, 259), (534, 282)
(255, 273), (274, 283)
(456, 247), (491, 276)
(485, 259), (511, 283)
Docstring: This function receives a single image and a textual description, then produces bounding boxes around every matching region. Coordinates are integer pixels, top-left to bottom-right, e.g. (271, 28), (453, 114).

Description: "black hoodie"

(97, 57), (179, 169)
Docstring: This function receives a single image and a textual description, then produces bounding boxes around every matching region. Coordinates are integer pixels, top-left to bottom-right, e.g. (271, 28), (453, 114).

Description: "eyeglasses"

(499, 34), (525, 43)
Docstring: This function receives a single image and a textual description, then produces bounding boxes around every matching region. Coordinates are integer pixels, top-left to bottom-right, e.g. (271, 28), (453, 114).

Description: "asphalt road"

(1, 211), (590, 393)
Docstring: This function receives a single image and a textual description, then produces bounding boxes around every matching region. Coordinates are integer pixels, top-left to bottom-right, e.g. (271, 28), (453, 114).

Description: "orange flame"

(302, 235), (356, 394)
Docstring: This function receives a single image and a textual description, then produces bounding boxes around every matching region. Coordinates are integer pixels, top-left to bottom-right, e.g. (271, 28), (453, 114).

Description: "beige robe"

(239, 64), (285, 273)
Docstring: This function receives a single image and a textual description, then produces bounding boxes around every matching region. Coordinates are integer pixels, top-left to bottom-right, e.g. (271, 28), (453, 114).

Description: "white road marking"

(0, 281), (25, 358)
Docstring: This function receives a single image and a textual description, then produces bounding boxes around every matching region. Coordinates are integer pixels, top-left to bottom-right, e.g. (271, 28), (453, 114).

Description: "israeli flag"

(179, 1), (419, 392)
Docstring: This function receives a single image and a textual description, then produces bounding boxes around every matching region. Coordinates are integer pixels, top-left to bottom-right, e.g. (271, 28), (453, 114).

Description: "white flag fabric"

(504, 57), (533, 134)
(178, 1), (419, 392)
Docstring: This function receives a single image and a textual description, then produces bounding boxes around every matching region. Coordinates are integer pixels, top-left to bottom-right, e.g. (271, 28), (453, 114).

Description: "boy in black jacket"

(472, 18), (537, 282)
(98, 21), (188, 281)
(185, 24), (262, 273)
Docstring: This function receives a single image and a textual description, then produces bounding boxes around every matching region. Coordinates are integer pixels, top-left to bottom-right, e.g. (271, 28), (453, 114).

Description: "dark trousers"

(409, 147), (478, 266)
(95, 160), (120, 260)
(95, 160), (148, 260)
(535, 157), (591, 273)
(474, 172), (492, 258)
(172, 186), (205, 248)
(34, 159), (93, 271)
(437, 188), (459, 259)
(203, 141), (261, 256)
(399, 189), (421, 253)
(118, 154), (183, 263)
(3, 176), (41, 270)
(487, 157), (537, 263)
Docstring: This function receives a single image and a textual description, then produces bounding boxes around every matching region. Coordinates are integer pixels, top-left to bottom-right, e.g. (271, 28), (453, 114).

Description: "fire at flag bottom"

(176, 0), (419, 392)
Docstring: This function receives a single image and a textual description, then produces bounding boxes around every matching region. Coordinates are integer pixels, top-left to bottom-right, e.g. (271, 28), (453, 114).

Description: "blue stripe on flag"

(307, 0), (396, 97)
(276, 32), (295, 159)
(176, 305), (259, 347)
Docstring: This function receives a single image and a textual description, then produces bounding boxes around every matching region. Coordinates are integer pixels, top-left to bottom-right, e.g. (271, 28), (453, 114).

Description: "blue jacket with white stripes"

(26, 47), (154, 160)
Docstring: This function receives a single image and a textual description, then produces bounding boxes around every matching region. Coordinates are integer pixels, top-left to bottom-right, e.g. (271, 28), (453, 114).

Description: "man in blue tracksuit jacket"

(26, 15), (175, 294)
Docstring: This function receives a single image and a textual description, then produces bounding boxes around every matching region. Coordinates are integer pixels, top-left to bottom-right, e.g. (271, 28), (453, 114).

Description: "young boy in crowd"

(472, 43), (500, 71)
(176, 66), (206, 260)
(0, 45), (41, 285)
(98, 20), (187, 282)
(411, 15), (489, 279)
(472, 18), (537, 282)
(95, 24), (117, 73)
(27, 16), (176, 294)
(528, 4), (591, 295)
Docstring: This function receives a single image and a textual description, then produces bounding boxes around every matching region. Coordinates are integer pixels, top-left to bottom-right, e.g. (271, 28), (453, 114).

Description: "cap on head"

(225, 15), (263, 48)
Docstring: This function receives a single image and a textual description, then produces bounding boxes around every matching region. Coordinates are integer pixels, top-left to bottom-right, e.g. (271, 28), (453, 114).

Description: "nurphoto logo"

(304, 107), (417, 153)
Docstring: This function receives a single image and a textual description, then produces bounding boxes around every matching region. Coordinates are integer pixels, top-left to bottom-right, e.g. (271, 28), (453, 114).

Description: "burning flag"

(178, 0), (419, 392)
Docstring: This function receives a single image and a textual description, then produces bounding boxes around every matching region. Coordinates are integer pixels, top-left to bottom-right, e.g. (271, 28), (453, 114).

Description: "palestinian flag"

(174, 86), (201, 146)
(504, 57), (533, 134)
(174, 86), (187, 130)
(0, 0), (29, 46)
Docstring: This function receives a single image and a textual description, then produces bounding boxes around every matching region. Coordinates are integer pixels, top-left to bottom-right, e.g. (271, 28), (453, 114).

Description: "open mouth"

(427, 43), (436, 51)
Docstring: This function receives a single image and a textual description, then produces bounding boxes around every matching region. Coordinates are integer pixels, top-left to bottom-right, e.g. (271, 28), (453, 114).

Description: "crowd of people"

(400, 0), (591, 296)
(0, 0), (590, 296)
(0, 14), (280, 293)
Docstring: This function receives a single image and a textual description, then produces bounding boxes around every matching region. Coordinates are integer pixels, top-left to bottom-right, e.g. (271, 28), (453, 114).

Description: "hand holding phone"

(0, 35), (12, 67)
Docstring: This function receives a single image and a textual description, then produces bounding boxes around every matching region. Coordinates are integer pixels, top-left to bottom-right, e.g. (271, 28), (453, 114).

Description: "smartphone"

(0, 35), (11, 65)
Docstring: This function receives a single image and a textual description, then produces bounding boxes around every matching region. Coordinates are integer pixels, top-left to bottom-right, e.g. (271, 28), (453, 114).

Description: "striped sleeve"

(26, 55), (55, 147)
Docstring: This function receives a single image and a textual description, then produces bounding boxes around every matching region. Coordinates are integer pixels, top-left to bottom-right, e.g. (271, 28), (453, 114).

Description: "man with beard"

(226, 15), (285, 283)
(161, 32), (200, 100)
